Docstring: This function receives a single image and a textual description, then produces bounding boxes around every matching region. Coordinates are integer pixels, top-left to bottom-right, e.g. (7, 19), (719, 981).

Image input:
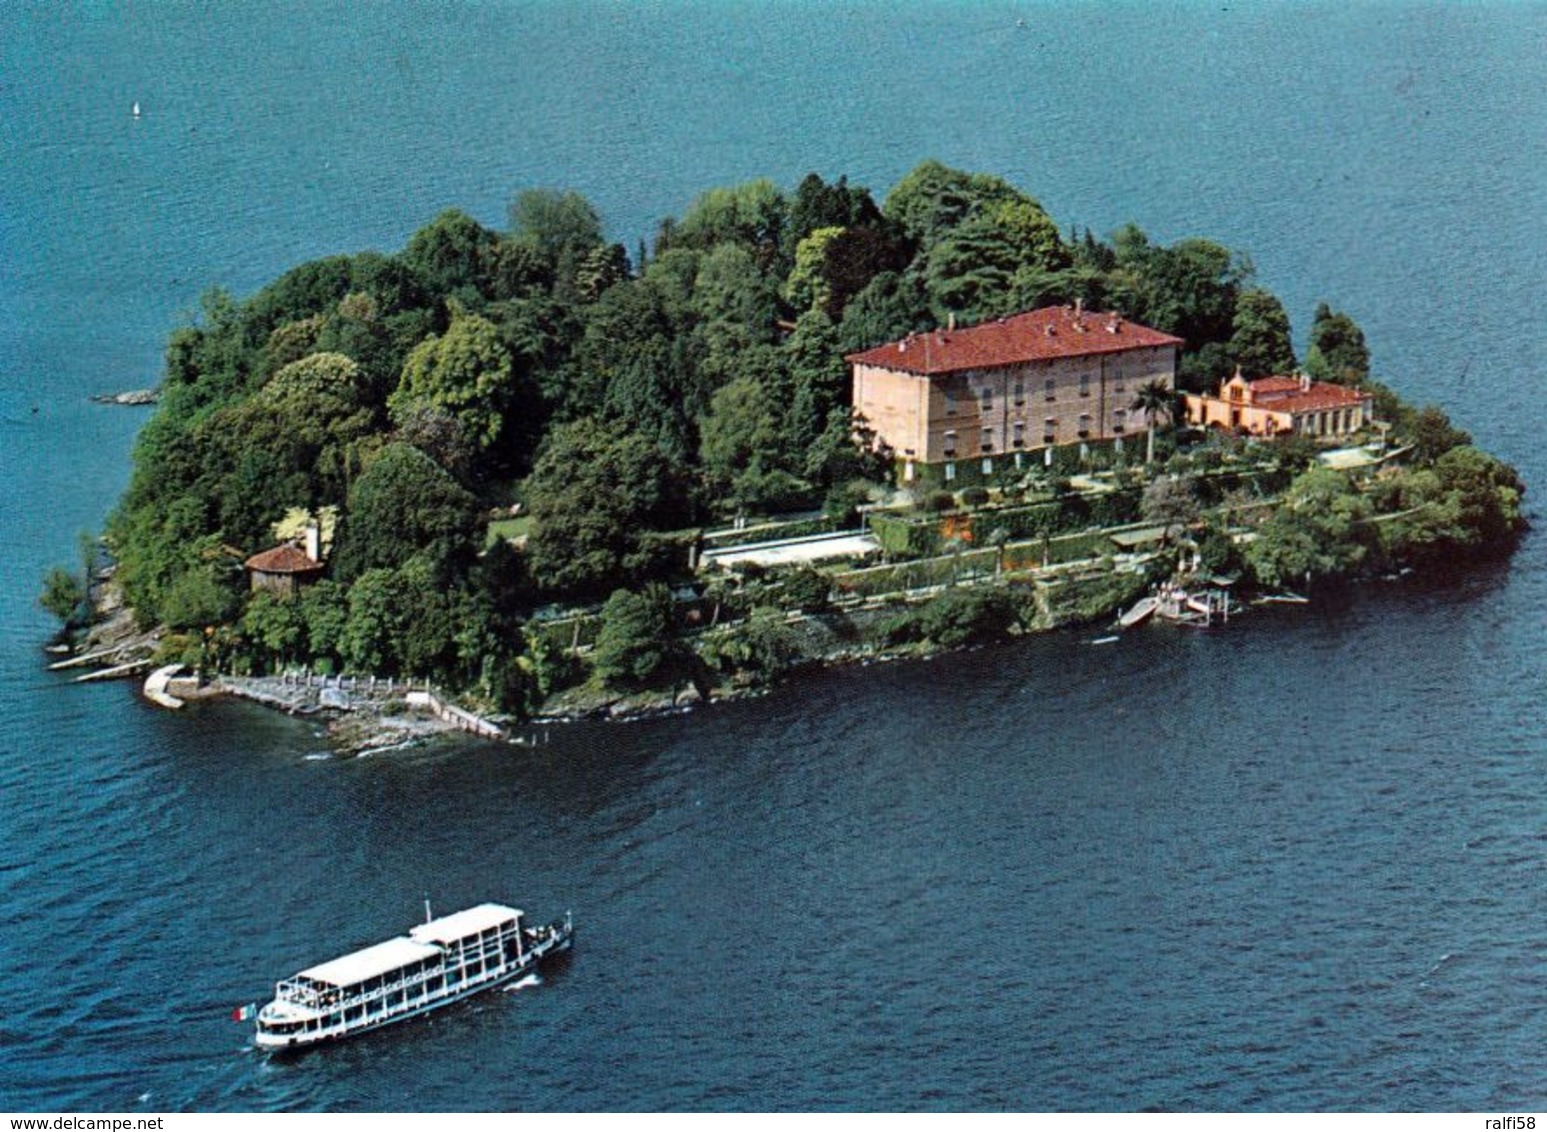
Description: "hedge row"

(700, 513), (838, 549)
(869, 487), (1145, 561)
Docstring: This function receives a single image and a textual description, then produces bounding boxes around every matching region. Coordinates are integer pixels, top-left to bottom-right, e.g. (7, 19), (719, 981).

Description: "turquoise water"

(1, 2), (1544, 1111)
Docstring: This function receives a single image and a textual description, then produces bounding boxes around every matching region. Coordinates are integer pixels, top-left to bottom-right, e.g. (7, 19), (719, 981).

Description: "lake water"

(2, 1), (1544, 1112)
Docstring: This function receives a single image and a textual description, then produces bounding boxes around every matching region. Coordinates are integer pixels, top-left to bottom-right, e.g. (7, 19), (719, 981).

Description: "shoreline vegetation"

(41, 161), (1526, 752)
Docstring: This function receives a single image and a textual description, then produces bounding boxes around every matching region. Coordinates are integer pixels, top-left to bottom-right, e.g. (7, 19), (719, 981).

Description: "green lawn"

(485, 515), (533, 547)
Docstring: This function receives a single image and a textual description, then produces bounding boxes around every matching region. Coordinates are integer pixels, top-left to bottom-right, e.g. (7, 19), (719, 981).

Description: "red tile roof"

(1247, 376), (1306, 396)
(244, 544), (323, 574)
(845, 306), (1184, 376)
(1248, 377), (1369, 415)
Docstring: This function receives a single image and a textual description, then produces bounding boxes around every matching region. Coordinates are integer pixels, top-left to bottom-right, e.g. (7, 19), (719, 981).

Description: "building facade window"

(1043, 417), (1057, 444)
(981, 427), (994, 453)
(1044, 376), (1056, 400)
(1012, 420), (1025, 447)
(980, 387), (993, 411)
(1078, 412), (1092, 438)
(1113, 408), (1126, 433)
(1078, 372), (1091, 397)
(1013, 381), (1025, 406)
(943, 429), (957, 458)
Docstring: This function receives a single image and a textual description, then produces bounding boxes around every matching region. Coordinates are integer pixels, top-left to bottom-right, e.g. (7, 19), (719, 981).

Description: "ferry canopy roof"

(409, 903), (521, 946)
(300, 936), (442, 989)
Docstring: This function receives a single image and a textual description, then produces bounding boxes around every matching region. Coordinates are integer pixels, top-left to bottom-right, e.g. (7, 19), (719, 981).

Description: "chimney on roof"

(303, 522), (321, 564)
(1074, 297), (1083, 318)
(947, 312), (956, 332)
(1300, 372), (1311, 392)
(1044, 323), (1056, 337)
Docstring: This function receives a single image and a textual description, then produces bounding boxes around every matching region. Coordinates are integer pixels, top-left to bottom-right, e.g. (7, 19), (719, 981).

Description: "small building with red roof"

(846, 304), (1183, 483)
(1186, 371), (1374, 439)
(244, 536), (323, 599)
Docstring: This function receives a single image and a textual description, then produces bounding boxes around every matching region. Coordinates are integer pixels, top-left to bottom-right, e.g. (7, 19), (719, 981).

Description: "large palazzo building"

(846, 305), (1183, 483)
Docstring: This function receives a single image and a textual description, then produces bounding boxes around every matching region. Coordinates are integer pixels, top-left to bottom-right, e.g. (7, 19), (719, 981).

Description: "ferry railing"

(295, 941), (520, 1016)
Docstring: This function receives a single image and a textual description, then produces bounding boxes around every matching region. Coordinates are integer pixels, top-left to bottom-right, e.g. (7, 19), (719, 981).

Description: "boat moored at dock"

(253, 902), (572, 1050)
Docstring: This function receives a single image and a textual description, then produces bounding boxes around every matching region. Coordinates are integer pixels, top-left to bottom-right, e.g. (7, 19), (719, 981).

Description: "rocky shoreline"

(46, 566), (1123, 754)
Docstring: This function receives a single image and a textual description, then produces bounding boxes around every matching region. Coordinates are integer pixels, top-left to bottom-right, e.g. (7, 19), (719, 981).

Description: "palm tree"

(1131, 379), (1178, 464)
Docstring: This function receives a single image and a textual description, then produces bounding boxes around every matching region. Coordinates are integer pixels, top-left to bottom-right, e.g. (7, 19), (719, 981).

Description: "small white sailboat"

(132, 101), (141, 119)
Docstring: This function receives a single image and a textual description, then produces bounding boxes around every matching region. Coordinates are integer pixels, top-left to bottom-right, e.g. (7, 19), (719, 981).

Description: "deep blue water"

(2, 1), (1545, 1112)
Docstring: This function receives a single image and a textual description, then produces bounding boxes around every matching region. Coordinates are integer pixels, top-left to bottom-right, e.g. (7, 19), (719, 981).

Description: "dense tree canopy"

(1245, 466), (1375, 589)
(1305, 302), (1370, 384)
(523, 420), (694, 598)
(1229, 289), (1297, 378)
(591, 584), (687, 690)
(334, 442), (482, 583)
(391, 307), (528, 456)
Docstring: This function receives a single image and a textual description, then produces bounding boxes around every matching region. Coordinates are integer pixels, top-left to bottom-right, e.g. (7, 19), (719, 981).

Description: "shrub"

(777, 565), (832, 613)
(916, 587), (1019, 648)
(38, 566), (87, 629)
(960, 485), (990, 508)
(924, 491), (957, 513)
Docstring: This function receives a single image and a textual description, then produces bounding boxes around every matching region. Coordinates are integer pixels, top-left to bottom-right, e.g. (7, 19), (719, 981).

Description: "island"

(41, 161), (1526, 742)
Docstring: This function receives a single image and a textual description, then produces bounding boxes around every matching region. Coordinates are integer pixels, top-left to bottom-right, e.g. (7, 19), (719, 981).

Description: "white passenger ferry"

(254, 902), (572, 1050)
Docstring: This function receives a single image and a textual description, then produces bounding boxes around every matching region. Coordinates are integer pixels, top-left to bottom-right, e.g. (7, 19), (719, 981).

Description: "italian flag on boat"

(232, 1003), (257, 1022)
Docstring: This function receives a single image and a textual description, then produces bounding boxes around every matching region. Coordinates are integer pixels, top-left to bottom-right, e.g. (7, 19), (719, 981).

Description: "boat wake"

(505, 973), (541, 992)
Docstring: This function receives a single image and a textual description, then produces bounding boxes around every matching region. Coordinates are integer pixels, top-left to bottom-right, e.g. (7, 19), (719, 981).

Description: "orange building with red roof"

(1186, 371), (1374, 439)
(846, 305), (1183, 483)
